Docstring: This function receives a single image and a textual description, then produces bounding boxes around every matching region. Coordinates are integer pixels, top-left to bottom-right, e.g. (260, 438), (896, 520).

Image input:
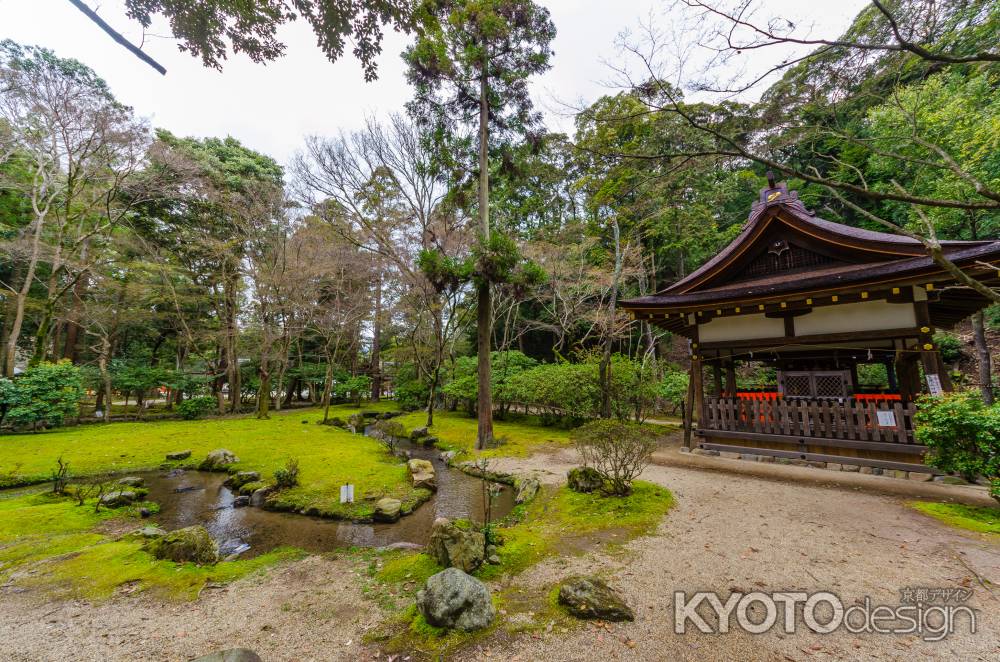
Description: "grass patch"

(394, 410), (573, 458)
(0, 404), (423, 521)
(0, 491), (304, 600)
(911, 501), (1000, 535)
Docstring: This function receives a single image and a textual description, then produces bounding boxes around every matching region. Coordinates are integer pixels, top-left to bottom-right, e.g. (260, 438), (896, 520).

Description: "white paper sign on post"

(926, 374), (943, 397)
(876, 410), (897, 428)
(340, 484), (355, 504)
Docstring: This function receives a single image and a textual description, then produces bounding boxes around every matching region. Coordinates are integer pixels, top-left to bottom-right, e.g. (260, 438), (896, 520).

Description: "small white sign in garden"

(340, 484), (355, 504)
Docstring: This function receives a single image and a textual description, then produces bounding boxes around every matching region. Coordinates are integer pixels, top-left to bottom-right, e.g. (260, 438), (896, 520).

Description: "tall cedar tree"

(403, 0), (555, 449)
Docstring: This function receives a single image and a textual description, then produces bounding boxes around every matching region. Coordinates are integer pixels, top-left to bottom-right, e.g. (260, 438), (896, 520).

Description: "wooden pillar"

(725, 357), (737, 398)
(914, 300), (952, 395)
(692, 354), (704, 428)
(712, 359), (723, 397)
(884, 359), (898, 392)
(683, 365), (695, 450)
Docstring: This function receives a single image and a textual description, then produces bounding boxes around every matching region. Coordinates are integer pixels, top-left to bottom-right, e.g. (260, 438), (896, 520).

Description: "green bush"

(571, 419), (658, 496)
(176, 396), (216, 420)
(506, 361), (600, 427)
(4, 361), (84, 430)
(441, 350), (538, 417)
(273, 458), (301, 489)
(393, 362), (429, 411)
(915, 391), (1000, 504)
(933, 332), (963, 364)
(657, 369), (689, 415)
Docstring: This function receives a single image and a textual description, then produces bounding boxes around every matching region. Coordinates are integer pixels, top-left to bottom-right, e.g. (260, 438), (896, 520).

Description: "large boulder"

(99, 490), (138, 508)
(347, 413), (365, 432)
(408, 458), (437, 491)
(191, 650), (263, 662)
(410, 426), (429, 442)
(427, 517), (485, 573)
(200, 449), (238, 471)
(514, 478), (540, 504)
(249, 487), (271, 508)
(416, 568), (495, 632)
(117, 476), (145, 488)
(166, 450), (191, 461)
(567, 466), (603, 493)
(145, 525), (219, 565)
(374, 497), (402, 522)
(557, 575), (634, 622)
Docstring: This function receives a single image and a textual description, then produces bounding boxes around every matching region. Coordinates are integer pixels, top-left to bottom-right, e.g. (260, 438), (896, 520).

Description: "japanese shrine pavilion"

(622, 178), (1000, 472)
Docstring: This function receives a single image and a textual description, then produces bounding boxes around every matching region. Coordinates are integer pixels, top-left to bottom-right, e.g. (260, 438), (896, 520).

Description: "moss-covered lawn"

(395, 410), (574, 458)
(911, 501), (1000, 535)
(0, 490), (303, 601)
(366, 481), (674, 656)
(0, 402), (424, 520)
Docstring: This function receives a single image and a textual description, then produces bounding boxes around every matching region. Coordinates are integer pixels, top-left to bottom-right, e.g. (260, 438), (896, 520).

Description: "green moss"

(394, 410), (573, 458)
(238, 480), (267, 496)
(911, 501), (1000, 535)
(376, 551), (442, 585)
(0, 405), (424, 521)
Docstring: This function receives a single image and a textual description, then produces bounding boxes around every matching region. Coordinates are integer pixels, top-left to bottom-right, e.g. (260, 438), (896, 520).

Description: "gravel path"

(2, 444), (998, 661)
(465, 446), (1000, 661)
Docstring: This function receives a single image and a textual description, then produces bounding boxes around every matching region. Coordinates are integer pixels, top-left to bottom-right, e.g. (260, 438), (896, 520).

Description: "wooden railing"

(700, 396), (918, 444)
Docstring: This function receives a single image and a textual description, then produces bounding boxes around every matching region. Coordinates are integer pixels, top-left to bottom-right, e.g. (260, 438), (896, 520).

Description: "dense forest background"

(1, 0), (998, 429)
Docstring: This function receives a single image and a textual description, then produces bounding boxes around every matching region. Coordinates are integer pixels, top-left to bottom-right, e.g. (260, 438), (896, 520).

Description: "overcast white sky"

(1, 0), (866, 168)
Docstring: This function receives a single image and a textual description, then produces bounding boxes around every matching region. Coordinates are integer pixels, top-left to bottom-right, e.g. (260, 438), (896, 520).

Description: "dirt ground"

(2, 441), (999, 662)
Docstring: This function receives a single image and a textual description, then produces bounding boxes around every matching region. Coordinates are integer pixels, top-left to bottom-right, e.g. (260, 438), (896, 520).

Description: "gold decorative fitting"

(891, 287), (900, 295)
(691, 343), (698, 349)
(716, 309), (722, 315)
(697, 311), (704, 316)
(734, 306), (741, 313)
(920, 326), (930, 334)
(831, 295), (839, 302)
(691, 354), (698, 361)
(780, 302), (787, 308)
(923, 343), (933, 351)
(805, 298), (812, 305)
(758, 304), (765, 311)
(926, 283), (935, 291)
(861, 291), (869, 299)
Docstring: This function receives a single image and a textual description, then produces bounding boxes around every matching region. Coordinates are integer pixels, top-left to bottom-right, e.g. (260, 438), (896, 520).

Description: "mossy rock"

(567, 467), (603, 493)
(557, 575), (634, 621)
(199, 449), (239, 471)
(238, 480), (267, 497)
(224, 471), (261, 490)
(145, 525), (219, 565)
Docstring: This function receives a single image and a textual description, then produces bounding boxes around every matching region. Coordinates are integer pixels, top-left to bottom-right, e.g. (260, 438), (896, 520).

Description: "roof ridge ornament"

(747, 174), (813, 222)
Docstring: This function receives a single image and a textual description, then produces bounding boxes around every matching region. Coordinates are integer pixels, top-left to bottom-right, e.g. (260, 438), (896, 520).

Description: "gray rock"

(557, 575), (634, 621)
(191, 649), (263, 662)
(117, 476), (145, 487)
(933, 475), (969, 485)
(200, 449), (238, 471)
(249, 487), (270, 507)
(374, 497), (402, 522)
(144, 525), (218, 565)
(347, 413), (365, 432)
(487, 554), (501, 565)
(166, 450), (192, 461)
(439, 450), (457, 464)
(408, 458), (437, 491)
(428, 517), (485, 573)
(139, 507), (152, 518)
(232, 495), (251, 508)
(136, 526), (167, 539)
(420, 435), (439, 448)
(514, 478), (540, 504)
(99, 490), (137, 508)
(416, 568), (495, 632)
(410, 426), (429, 441)
(567, 466), (603, 493)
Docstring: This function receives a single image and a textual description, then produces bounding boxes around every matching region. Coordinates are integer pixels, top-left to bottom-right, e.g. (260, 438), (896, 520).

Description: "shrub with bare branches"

(571, 420), (657, 496)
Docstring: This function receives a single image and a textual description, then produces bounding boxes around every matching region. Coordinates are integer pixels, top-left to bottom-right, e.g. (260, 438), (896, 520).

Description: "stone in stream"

(145, 525), (219, 565)
(135, 526), (167, 539)
(200, 449), (239, 471)
(232, 495), (251, 508)
(410, 426), (429, 441)
(374, 497), (402, 522)
(249, 487), (271, 507)
(408, 458), (437, 491)
(557, 575), (634, 622)
(416, 568), (495, 632)
(165, 450), (191, 461)
(99, 490), (138, 508)
(191, 649), (263, 662)
(224, 471), (260, 489)
(117, 476), (145, 488)
(419, 435), (439, 448)
(427, 517), (485, 573)
(514, 477), (540, 504)
(567, 466), (603, 493)
(439, 450), (457, 464)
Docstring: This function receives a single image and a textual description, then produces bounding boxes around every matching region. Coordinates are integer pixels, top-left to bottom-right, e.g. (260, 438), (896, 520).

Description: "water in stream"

(142, 441), (514, 558)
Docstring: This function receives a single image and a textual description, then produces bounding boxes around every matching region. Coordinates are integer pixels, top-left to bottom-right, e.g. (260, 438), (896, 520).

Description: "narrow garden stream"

(142, 440), (514, 558)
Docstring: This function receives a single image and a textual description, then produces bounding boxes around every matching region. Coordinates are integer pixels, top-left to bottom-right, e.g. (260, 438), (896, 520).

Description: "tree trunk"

(370, 269), (383, 401)
(973, 311), (994, 405)
(99, 335), (112, 424)
(475, 51), (494, 450)
(4, 194), (49, 377)
(257, 367), (271, 419)
(321, 358), (334, 422)
(599, 219), (624, 419)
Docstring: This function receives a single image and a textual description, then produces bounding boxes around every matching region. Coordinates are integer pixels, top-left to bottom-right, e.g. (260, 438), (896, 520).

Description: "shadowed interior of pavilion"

(623, 177), (1000, 472)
